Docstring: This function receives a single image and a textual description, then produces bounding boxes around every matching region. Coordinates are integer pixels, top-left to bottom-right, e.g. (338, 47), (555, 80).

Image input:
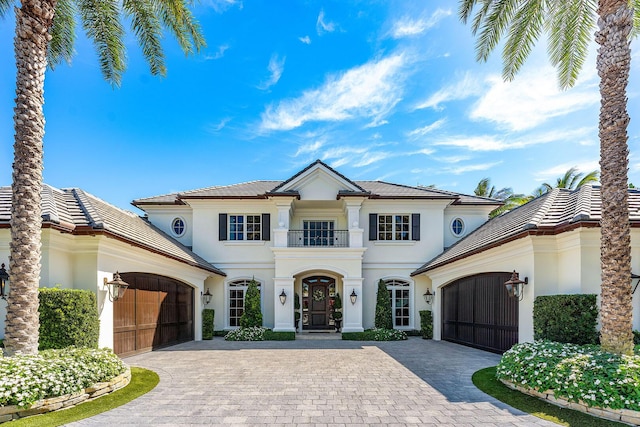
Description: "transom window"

(228, 279), (261, 327)
(378, 215), (410, 241)
(451, 218), (465, 236)
(303, 220), (335, 246)
(171, 217), (185, 237)
(385, 279), (412, 328)
(229, 215), (261, 241)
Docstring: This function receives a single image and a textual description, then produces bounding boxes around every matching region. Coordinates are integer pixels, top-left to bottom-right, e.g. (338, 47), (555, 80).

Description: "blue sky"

(1, 0), (639, 212)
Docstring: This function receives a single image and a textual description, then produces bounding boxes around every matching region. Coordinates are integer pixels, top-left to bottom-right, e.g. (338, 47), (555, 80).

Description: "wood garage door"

(442, 272), (518, 354)
(113, 273), (194, 357)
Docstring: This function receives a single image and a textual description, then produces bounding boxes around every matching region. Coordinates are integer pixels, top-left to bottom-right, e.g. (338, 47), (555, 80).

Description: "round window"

(172, 217), (186, 237)
(451, 218), (465, 236)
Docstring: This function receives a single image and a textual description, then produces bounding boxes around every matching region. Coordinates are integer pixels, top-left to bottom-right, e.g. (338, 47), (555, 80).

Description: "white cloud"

(203, 0), (243, 13)
(407, 119), (446, 138)
(415, 72), (482, 110)
(415, 148), (435, 155)
(260, 53), (408, 131)
(390, 9), (451, 39)
(258, 54), (286, 90)
(434, 155), (471, 163)
(206, 117), (231, 133)
(205, 44), (229, 60)
(316, 9), (336, 35)
(534, 161), (600, 183)
(299, 35), (311, 44)
(294, 140), (324, 157)
(443, 161), (503, 175)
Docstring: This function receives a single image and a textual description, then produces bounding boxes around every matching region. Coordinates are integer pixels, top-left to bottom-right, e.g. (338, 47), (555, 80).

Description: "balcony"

(287, 230), (349, 248)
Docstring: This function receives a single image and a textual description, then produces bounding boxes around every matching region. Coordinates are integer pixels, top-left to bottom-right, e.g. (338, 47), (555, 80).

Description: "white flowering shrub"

(497, 341), (640, 411)
(0, 347), (126, 408)
(224, 326), (267, 341)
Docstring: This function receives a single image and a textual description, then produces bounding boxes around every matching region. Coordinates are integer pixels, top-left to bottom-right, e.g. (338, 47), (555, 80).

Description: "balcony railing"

(287, 230), (349, 248)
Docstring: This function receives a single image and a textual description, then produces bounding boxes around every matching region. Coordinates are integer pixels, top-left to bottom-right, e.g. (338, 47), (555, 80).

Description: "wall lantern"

(423, 289), (434, 305)
(202, 288), (212, 305)
(279, 289), (287, 305)
(105, 272), (129, 302)
(0, 263), (8, 300)
(504, 270), (528, 301)
(632, 273), (640, 295)
(350, 289), (357, 305)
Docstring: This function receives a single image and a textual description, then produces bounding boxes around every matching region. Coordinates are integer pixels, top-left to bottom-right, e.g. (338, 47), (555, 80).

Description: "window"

(378, 215), (410, 241)
(385, 279), (412, 328)
(228, 279), (261, 327)
(171, 217), (186, 237)
(451, 218), (465, 236)
(303, 220), (335, 246)
(229, 215), (261, 241)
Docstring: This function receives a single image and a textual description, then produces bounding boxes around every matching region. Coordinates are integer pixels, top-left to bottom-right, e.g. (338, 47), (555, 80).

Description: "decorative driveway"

(70, 337), (556, 426)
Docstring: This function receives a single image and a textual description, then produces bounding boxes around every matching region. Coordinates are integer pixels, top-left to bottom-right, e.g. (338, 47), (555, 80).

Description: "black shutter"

(411, 213), (420, 241)
(369, 213), (378, 241)
(261, 213), (271, 241)
(219, 213), (227, 241)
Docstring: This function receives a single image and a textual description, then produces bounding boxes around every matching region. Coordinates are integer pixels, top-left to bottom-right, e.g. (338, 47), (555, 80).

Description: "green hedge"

(213, 330), (228, 337)
(419, 310), (433, 339)
(263, 330), (296, 341)
(533, 294), (598, 345)
(634, 330), (640, 345)
(202, 309), (215, 340)
(342, 328), (407, 341)
(39, 288), (99, 350)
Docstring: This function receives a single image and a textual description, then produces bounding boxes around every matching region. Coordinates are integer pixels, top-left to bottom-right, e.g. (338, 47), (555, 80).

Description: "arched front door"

(301, 276), (336, 330)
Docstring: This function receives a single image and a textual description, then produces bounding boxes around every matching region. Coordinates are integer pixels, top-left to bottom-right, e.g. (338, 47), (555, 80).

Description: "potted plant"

(294, 292), (301, 331)
(333, 292), (343, 332)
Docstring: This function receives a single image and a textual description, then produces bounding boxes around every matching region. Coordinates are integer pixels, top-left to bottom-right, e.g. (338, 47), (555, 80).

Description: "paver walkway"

(70, 338), (556, 426)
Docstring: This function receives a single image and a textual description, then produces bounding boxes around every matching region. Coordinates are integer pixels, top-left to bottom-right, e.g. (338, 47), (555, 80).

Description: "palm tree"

(474, 177), (530, 218)
(542, 168), (599, 192)
(1, 0), (205, 356)
(460, 0), (636, 354)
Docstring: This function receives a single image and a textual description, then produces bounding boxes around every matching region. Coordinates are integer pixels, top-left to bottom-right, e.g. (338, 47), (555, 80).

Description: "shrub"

(333, 292), (343, 320)
(533, 294), (598, 345)
(342, 328), (407, 341)
(39, 288), (99, 350)
(263, 330), (296, 341)
(239, 279), (262, 328)
(374, 279), (392, 329)
(497, 341), (640, 411)
(419, 310), (433, 339)
(213, 330), (228, 337)
(202, 309), (215, 340)
(224, 326), (267, 341)
(634, 330), (640, 345)
(294, 292), (301, 323)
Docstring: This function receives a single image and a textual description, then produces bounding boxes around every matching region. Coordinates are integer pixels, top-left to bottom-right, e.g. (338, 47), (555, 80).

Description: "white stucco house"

(1, 160), (639, 355)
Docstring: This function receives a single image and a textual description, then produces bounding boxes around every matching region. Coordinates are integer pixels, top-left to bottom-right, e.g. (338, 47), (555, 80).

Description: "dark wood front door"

(442, 272), (518, 354)
(113, 273), (194, 357)
(302, 276), (335, 330)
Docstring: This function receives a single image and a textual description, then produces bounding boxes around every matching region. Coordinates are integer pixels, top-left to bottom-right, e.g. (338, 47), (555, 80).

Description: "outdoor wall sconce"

(350, 289), (357, 305)
(632, 273), (640, 295)
(202, 288), (212, 305)
(105, 272), (129, 302)
(504, 270), (528, 301)
(279, 289), (287, 305)
(423, 289), (434, 305)
(0, 263), (8, 300)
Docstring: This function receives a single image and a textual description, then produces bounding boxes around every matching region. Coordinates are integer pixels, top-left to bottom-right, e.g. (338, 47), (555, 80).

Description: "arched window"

(227, 279), (261, 328)
(384, 279), (413, 329)
(451, 218), (465, 237)
(171, 217), (186, 237)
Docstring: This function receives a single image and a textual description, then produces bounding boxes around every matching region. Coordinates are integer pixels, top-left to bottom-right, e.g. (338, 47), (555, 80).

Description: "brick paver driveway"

(71, 337), (555, 426)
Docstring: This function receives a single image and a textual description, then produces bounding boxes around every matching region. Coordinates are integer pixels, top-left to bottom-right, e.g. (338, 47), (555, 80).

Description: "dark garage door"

(442, 272), (518, 353)
(113, 273), (194, 357)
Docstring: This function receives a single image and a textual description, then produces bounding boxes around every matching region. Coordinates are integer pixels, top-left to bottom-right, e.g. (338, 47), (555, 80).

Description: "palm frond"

(78, 0), (126, 86)
(631, 0), (640, 38)
(48, 0), (77, 69)
(502, 0), (545, 81)
(546, 0), (596, 89)
(123, 0), (166, 76)
(154, 0), (206, 56)
(474, 0), (523, 63)
(0, 0), (13, 18)
(576, 169), (599, 187)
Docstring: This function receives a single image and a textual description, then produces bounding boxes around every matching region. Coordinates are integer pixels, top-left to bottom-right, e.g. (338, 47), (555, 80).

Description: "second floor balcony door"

(303, 221), (335, 247)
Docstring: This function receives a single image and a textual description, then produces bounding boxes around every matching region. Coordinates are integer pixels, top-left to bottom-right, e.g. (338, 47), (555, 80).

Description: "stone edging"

(0, 367), (131, 423)
(500, 378), (640, 426)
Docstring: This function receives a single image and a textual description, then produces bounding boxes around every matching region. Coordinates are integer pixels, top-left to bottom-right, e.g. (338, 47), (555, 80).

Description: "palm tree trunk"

(4, 1), (56, 356)
(596, 0), (634, 355)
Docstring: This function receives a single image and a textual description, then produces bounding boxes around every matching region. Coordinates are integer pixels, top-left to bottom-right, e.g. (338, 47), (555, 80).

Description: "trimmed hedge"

(39, 288), (99, 350)
(419, 310), (433, 339)
(263, 330), (296, 341)
(239, 279), (262, 328)
(374, 279), (392, 329)
(202, 309), (215, 340)
(533, 294), (598, 345)
(342, 328), (407, 341)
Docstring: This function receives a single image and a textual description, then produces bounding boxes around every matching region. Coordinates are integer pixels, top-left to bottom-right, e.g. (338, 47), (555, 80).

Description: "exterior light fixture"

(279, 289), (287, 305)
(0, 263), (8, 300)
(504, 270), (528, 301)
(202, 288), (212, 305)
(632, 273), (640, 295)
(350, 289), (357, 305)
(423, 289), (434, 305)
(105, 272), (129, 302)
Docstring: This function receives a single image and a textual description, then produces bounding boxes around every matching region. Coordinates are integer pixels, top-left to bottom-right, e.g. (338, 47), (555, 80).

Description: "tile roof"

(411, 185), (640, 276)
(0, 185), (224, 276)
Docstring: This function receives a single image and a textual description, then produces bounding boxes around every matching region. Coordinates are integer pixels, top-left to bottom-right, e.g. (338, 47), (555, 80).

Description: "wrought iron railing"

(287, 230), (349, 248)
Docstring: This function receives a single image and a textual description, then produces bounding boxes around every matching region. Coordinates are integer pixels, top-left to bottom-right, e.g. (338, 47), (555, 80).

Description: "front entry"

(302, 276), (336, 330)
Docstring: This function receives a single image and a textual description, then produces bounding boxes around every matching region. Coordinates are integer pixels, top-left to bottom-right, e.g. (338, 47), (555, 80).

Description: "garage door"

(442, 272), (518, 353)
(113, 273), (194, 357)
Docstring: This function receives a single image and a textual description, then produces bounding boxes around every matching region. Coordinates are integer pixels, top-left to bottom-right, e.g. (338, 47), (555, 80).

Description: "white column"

(342, 277), (364, 332)
(273, 199), (294, 248)
(345, 199), (364, 248)
(273, 277), (295, 332)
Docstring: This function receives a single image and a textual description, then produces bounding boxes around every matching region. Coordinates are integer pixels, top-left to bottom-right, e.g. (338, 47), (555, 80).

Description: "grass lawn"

(473, 367), (627, 427)
(7, 367), (159, 427)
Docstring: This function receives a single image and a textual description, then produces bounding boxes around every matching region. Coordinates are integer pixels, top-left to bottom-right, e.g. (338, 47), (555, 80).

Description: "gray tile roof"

(412, 185), (640, 276)
(0, 185), (224, 276)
